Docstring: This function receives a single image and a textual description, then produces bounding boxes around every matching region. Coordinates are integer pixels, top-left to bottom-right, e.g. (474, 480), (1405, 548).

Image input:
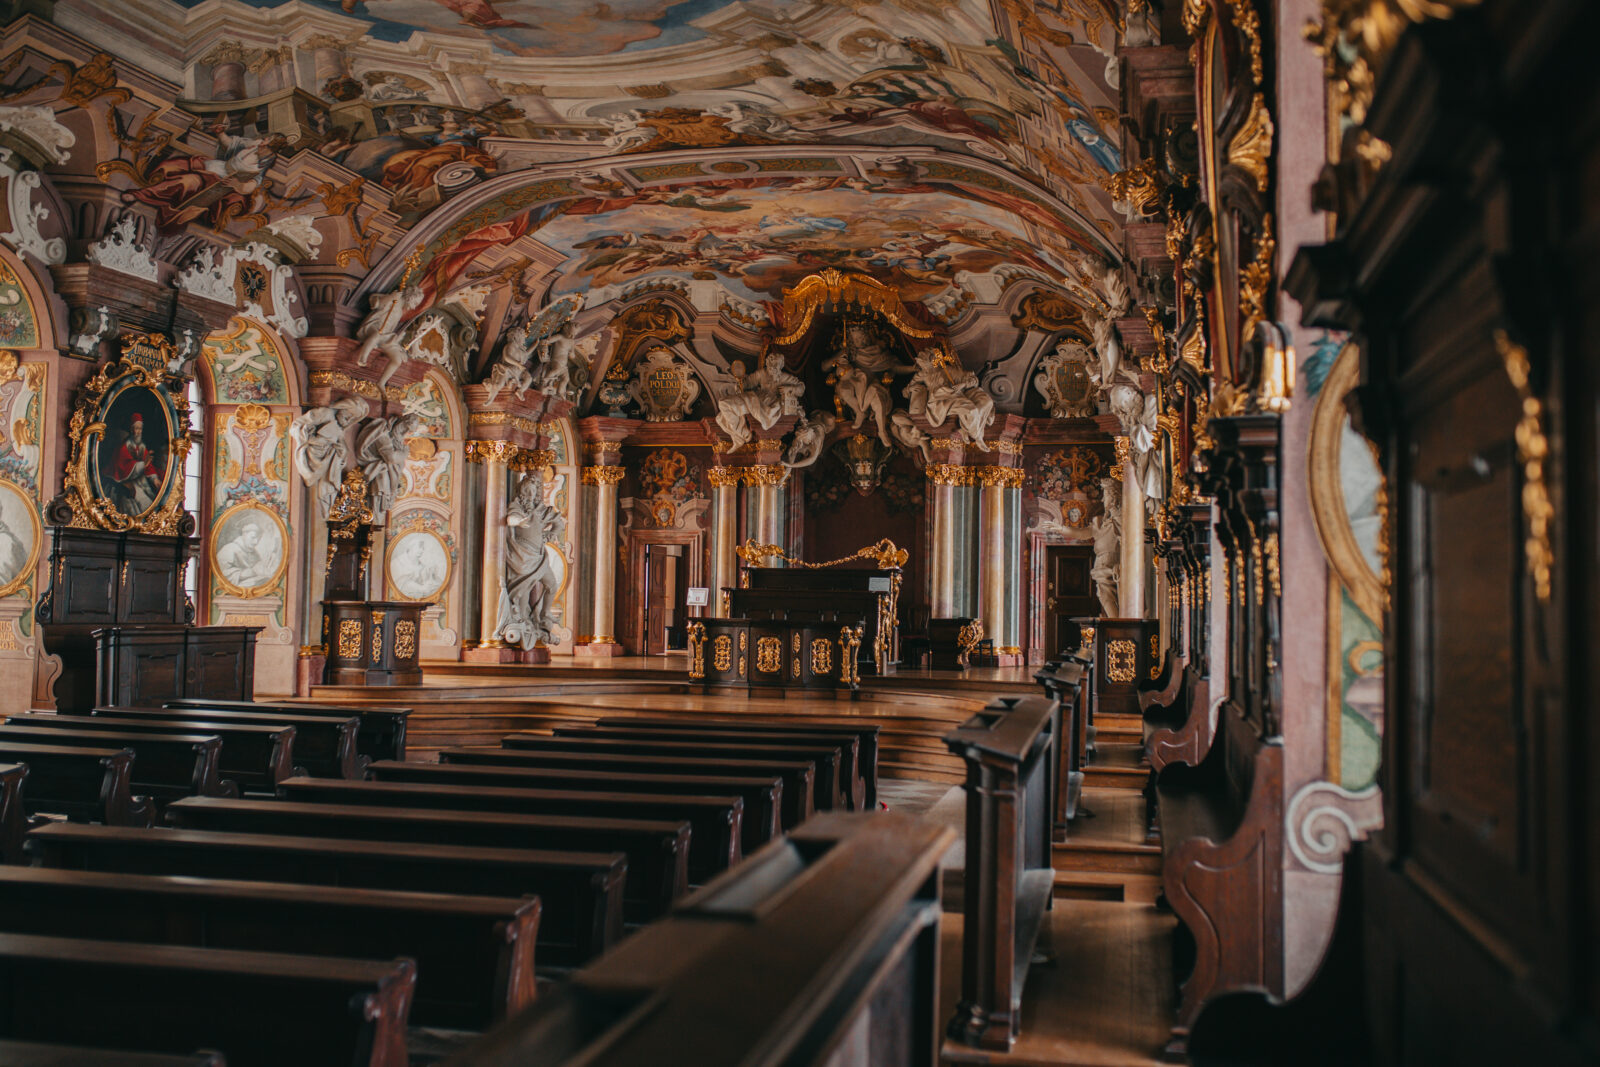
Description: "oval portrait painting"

(211, 504), (287, 598)
(0, 480), (40, 597)
(92, 383), (175, 520)
(388, 529), (450, 602)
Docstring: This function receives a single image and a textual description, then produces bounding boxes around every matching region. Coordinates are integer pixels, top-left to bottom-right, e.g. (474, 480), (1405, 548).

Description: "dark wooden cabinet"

(94, 626), (258, 709)
(35, 528), (258, 713)
(322, 601), (427, 687)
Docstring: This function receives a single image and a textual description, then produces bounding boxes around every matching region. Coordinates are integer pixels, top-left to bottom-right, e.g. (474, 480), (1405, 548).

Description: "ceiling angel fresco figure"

(904, 349), (994, 450)
(1090, 477), (1122, 617)
(356, 413), (424, 521)
(289, 397), (369, 517)
(494, 473), (566, 650)
(355, 285), (428, 390)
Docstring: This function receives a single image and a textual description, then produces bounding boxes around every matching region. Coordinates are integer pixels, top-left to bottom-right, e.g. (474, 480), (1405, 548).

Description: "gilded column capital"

(465, 439), (522, 466)
(974, 466), (1025, 489)
(584, 440), (623, 458)
(707, 465), (742, 488)
(581, 465), (627, 486)
(925, 463), (975, 486)
(741, 464), (788, 487)
(510, 448), (556, 474)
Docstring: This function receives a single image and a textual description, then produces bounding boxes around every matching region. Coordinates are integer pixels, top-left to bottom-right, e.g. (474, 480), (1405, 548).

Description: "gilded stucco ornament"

(1228, 93), (1274, 194)
(49, 332), (196, 536)
(1495, 329), (1554, 603)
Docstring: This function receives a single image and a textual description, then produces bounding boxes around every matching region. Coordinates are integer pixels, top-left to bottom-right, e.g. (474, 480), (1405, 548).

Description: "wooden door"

(1044, 545), (1097, 657)
(643, 545), (685, 656)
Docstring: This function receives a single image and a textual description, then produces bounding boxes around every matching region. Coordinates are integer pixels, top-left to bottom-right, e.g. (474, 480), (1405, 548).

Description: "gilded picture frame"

(0, 478), (41, 600)
(210, 501), (289, 599)
(51, 332), (195, 535)
(1308, 344), (1384, 624)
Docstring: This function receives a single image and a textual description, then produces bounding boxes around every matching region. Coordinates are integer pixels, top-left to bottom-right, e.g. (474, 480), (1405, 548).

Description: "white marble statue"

(536, 321), (581, 398)
(889, 409), (932, 463)
(355, 413), (424, 520)
(714, 352), (803, 449)
(783, 410), (836, 469)
(289, 397), (369, 516)
(823, 348), (894, 446)
(904, 350), (994, 450)
(1089, 314), (1123, 396)
(485, 325), (538, 404)
(354, 285), (428, 389)
(1109, 380), (1164, 513)
(495, 473), (567, 648)
(1090, 477), (1122, 616)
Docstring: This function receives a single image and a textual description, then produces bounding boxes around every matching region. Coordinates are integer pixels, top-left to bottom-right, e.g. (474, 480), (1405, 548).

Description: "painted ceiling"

(37, 0), (1141, 347)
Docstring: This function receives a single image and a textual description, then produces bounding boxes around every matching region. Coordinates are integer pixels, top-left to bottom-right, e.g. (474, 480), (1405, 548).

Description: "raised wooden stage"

(308, 655), (1038, 780)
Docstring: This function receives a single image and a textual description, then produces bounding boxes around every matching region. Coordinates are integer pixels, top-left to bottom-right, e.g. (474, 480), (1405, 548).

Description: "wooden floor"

(306, 663), (1175, 1066)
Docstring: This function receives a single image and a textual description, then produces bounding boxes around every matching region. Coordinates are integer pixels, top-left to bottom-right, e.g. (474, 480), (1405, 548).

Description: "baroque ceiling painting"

(10, 0), (1148, 433)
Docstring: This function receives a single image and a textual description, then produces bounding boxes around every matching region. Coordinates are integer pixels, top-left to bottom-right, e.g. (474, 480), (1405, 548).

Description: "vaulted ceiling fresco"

(23, 0), (1145, 388)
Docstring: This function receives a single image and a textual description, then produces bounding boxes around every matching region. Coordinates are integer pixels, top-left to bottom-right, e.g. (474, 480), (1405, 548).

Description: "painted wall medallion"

(0, 479), (40, 598)
(387, 527), (452, 602)
(210, 502), (288, 598)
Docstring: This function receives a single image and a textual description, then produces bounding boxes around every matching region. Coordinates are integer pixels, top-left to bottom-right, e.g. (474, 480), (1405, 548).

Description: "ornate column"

(462, 440), (520, 663)
(744, 464), (788, 553)
(977, 466), (1025, 664)
(577, 463), (626, 657)
(707, 465), (740, 614)
(1117, 436), (1148, 617)
(928, 463), (976, 618)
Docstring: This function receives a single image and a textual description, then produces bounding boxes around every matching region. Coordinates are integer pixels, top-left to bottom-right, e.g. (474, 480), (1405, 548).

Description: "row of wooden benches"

(0, 707), (889, 1065)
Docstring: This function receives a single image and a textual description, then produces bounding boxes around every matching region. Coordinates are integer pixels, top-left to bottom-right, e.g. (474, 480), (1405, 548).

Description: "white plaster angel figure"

(823, 348), (893, 446)
(536, 321), (581, 399)
(495, 473), (567, 648)
(1108, 381), (1164, 512)
(485, 324), (538, 404)
(889, 409), (932, 463)
(782, 410), (836, 469)
(1088, 314), (1124, 397)
(904, 351), (994, 450)
(1089, 477), (1122, 617)
(714, 353), (803, 450)
(355, 413), (424, 520)
(354, 284), (428, 389)
(289, 397), (369, 516)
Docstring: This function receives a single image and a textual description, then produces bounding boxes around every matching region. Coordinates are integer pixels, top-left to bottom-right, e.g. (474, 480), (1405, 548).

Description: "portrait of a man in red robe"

(103, 409), (167, 517)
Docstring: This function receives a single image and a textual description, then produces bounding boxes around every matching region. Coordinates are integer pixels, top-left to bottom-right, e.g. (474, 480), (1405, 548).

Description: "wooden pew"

(435, 748), (811, 830)
(1032, 660), (1088, 830)
(28, 823), (625, 968)
(0, 1040), (223, 1065)
(590, 716), (882, 810)
(7, 714), (293, 796)
(1155, 707), (1285, 1056)
(164, 797), (690, 923)
(371, 757), (784, 844)
(0, 742), (151, 827)
(450, 812), (953, 1067)
(166, 699), (409, 766)
(0, 933), (414, 1067)
(0, 866), (538, 1030)
(0, 764), (23, 863)
(943, 695), (1059, 1051)
(559, 724), (863, 811)
(277, 777), (743, 884)
(0, 724), (233, 805)
(99, 705), (360, 780)
(502, 733), (844, 813)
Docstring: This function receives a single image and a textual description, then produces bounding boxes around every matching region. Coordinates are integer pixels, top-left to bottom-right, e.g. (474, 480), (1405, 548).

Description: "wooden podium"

(318, 470), (429, 687)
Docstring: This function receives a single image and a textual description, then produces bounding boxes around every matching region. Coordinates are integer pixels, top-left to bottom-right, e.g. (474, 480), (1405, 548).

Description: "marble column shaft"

(978, 467), (1024, 653)
(1119, 453), (1147, 618)
(583, 464), (625, 647)
(708, 467), (740, 612)
(477, 453), (511, 646)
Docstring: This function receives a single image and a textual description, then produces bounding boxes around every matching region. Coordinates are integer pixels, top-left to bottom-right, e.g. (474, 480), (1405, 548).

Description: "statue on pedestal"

(1090, 477), (1122, 617)
(356, 413), (425, 520)
(904, 349), (994, 450)
(484, 325), (538, 404)
(495, 473), (566, 648)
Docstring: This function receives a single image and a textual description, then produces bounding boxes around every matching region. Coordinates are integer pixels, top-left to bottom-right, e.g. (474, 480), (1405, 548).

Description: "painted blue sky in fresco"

(171, 0), (736, 56)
